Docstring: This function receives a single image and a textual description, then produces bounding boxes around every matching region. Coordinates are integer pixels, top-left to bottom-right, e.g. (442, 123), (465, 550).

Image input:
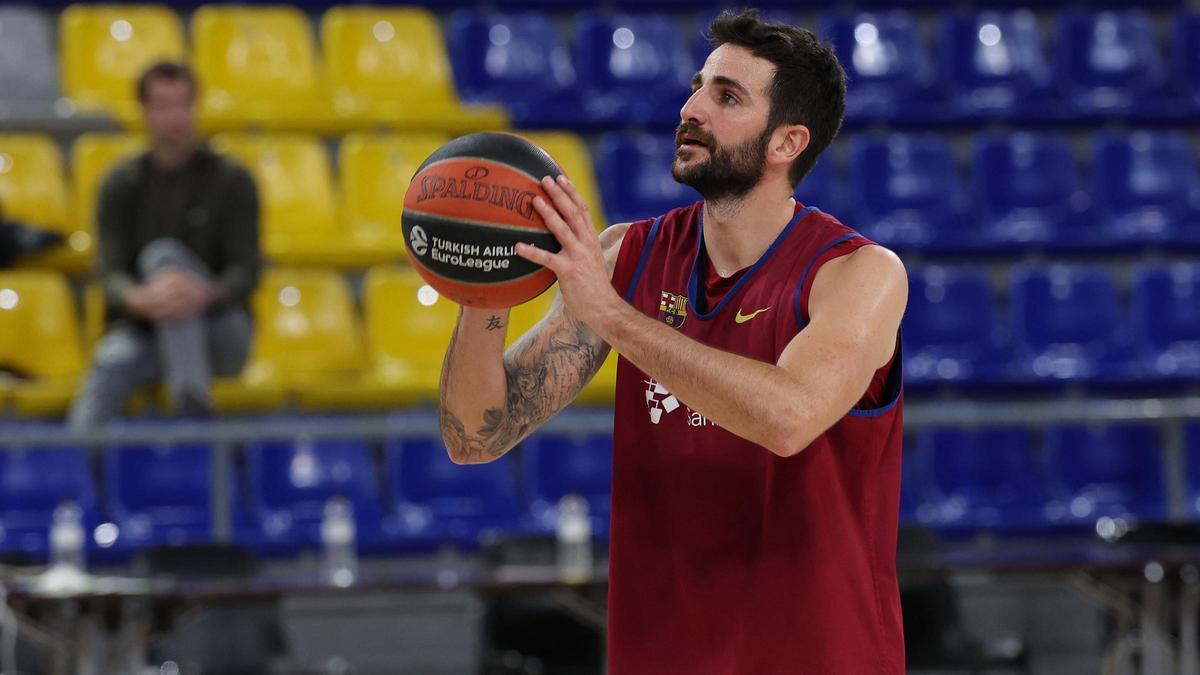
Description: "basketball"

(401, 132), (563, 308)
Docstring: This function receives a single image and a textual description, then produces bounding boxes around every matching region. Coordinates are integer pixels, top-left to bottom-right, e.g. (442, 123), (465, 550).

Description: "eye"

(721, 92), (738, 105)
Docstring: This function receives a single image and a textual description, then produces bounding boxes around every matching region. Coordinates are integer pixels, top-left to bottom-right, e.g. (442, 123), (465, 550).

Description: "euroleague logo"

(409, 225), (428, 257)
(415, 165), (538, 221)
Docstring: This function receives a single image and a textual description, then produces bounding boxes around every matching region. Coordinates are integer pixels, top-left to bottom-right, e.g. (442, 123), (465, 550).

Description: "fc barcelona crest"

(658, 291), (688, 328)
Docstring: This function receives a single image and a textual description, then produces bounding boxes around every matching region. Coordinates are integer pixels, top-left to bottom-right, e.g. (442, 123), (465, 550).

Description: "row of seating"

(0, 428), (612, 562)
(452, 8), (1200, 127)
(4, 128), (1198, 275)
(0, 130), (605, 272)
(907, 262), (1200, 388)
(903, 423), (1200, 537)
(0, 266), (614, 418)
(0, 4), (503, 132)
(4, 5), (1200, 132)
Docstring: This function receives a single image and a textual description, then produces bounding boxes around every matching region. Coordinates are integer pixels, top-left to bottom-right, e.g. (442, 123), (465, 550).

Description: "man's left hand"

(515, 175), (621, 331)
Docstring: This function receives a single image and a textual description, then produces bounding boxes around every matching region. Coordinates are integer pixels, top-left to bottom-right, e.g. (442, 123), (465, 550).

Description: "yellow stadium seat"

(322, 7), (507, 132)
(0, 271), (87, 417)
(521, 132), (609, 232)
(339, 132), (447, 264)
(210, 133), (390, 267)
(193, 6), (337, 132)
(0, 134), (91, 272)
(71, 133), (145, 254)
(59, 4), (186, 126)
(506, 286), (557, 347)
(297, 266), (457, 410)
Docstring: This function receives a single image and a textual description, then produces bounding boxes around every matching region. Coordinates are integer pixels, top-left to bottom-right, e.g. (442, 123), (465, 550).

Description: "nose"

(679, 87), (707, 126)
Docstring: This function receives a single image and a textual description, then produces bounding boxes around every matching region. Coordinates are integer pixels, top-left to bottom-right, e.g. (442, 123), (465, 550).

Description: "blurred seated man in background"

(68, 62), (260, 428)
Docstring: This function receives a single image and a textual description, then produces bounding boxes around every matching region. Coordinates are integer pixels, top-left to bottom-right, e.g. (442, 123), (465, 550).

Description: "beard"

(671, 122), (771, 202)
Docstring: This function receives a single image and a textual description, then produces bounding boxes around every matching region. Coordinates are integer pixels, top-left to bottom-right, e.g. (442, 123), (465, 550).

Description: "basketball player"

(439, 9), (906, 673)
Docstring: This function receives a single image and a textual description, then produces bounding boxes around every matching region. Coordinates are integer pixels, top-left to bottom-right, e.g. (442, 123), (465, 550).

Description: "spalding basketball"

(402, 132), (563, 308)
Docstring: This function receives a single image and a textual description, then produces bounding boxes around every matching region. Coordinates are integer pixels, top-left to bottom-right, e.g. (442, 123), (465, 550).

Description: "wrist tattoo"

(485, 315), (503, 331)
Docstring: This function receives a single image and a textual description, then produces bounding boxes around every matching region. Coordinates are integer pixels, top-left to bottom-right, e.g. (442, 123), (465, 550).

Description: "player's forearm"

(597, 302), (823, 457)
(438, 307), (514, 463)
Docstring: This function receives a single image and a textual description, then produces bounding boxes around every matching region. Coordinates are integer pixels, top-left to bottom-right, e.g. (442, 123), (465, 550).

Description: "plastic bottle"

(49, 501), (85, 571)
(556, 494), (592, 582)
(321, 496), (357, 587)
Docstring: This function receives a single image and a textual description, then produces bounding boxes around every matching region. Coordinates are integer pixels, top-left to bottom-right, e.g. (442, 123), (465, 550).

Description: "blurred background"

(0, 0), (1199, 673)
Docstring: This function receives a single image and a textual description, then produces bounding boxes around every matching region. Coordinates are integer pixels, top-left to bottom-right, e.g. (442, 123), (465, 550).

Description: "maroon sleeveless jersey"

(606, 201), (905, 674)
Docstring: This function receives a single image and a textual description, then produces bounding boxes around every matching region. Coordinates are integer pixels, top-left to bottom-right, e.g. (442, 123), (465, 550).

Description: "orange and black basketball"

(401, 132), (563, 308)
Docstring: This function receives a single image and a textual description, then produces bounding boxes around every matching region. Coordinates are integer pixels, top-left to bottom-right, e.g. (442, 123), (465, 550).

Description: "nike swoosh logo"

(734, 307), (771, 324)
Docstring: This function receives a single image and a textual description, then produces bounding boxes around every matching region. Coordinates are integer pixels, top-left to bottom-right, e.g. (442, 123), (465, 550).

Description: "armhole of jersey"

(848, 334), (904, 418)
(790, 232), (863, 331)
(622, 215), (663, 302)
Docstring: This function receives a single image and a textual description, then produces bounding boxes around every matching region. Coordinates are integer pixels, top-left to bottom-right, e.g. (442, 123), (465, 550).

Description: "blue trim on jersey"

(848, 335), (904, 418)
(686, 205), (817, 321)
(790, 232), (863, 331)
(623, 216), (663, 302)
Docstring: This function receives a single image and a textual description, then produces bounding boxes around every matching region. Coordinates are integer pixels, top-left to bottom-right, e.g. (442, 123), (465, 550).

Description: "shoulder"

(601, 222), (632, 273)
(810, 244), (908, 317)
(209, 150), (256, 188)
(100, 153), (148, 195)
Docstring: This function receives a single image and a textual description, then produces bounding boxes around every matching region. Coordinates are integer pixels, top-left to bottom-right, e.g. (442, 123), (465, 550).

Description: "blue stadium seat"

(596, 133), (699, 224)
(573, 12), (693, 128)
(846, 134), (972, 251)
(0, 6), (59, 119)
(1131, 262), (1200, 380)
(972, 131), (1091, 249)
(0, 432), (98, 563)
(103, 442), (220, 551)
(446, 11), (588, 129)
(1054, 11), (1177, 121)
(915, 427), (1047, 535)
(1091, 131), (1200, 246)
(905, 266), (1012, 388)
(521, 433), (612, 537)
(384, 437), (524, 549)
(1172, 12), (1200, 113)
(245, 438), (384, 554)
(819, 11), (940, 124)
(899, 442), (923, 526)
(937, 11), (1056, 122)
(1009, 264), (1137, 384)
(1188, 423), (1200, 519)
(796, 156), (837, 213)
(1043, 424), (1166, 528)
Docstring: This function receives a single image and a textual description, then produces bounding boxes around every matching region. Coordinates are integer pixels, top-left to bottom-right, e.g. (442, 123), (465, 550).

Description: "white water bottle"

(320, 496), (357, 588)
(556, 494), (592, 582)
(50, 501), (85, 571)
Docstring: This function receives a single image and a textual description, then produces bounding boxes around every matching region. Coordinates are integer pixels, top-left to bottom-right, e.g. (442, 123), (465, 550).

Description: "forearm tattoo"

(440, 312), (606, 462)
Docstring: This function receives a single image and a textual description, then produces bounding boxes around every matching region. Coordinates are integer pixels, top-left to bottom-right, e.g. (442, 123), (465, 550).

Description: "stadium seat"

(298, 266), (455, 410)
(447, 11), (589, 129)
(1043, 424), (1166, 528)
(338, 131), (448, 264)
(846, 134), (971, 251)
(596, 133), (700, 225)
(59, 4), (186, 126)
(971, 132), (1090, 249)
(384, 437), (524, 549)
(215, 269), (361, 411)
(71, 133), (145, 270)
(0, 6), (59, 120)
(245, 437), (384, 554)
(1172, 13), (1200, 113)
(322, 7), (506, 132)
(904, 266), (1011, 388)
(573, 12), (693, 128)
(0, 436), (99, 563)
(1188, 423), (1200, 519)
(211, 133), (389, 267)
(192, 6), (337, 132)
(1090, 131), (1200, 246)
(0, 271), (87, 417)
(1131, 262), (1200, 380)
(795, 155), (837, 213)
(103, 441), (220, 551)
(899, 443), (922, 526)
(819, 11), (940, 124)
(937, 11), (1056, 122)
(1054, 10), (1177, 120)
(1009, 264), (1136, 384)
(521, 432), (612, 536)
(0, 134), (87, 271)
(521, 132), (609, 231)
(915, 427), (1047, 535)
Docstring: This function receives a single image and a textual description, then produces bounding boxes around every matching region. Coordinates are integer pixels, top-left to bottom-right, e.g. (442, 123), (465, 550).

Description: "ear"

(767, 124), (810, 167)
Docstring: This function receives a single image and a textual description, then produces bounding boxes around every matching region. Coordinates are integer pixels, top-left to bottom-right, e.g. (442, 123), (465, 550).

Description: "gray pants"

(67, 239), (252, 429)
